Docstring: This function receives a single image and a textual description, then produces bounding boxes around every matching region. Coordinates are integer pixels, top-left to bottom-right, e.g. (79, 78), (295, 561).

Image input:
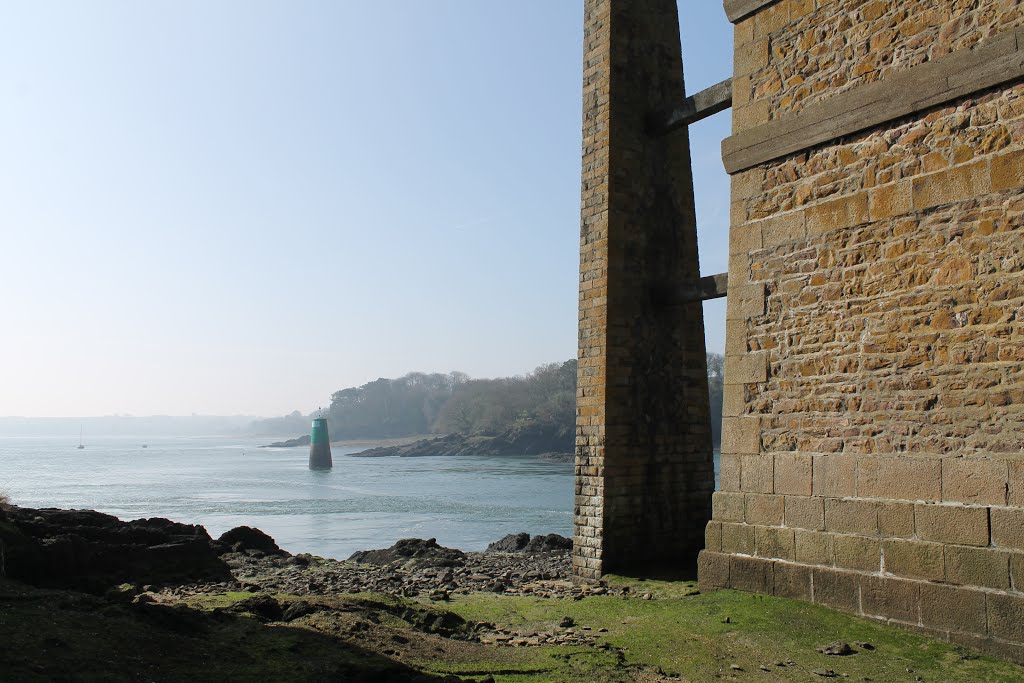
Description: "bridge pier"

(573, 0), (715, 580)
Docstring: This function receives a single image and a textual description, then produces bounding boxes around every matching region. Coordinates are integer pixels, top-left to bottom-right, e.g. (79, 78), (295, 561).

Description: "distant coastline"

(259, 434), (434, 449)
(260, 427), (574, 460)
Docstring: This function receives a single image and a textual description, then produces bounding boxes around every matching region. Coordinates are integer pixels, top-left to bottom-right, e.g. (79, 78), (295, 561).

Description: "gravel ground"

(161, 535), (639, 602)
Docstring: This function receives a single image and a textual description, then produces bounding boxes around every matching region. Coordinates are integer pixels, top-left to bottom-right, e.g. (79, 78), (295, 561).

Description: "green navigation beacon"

(308, 416), (333, 470)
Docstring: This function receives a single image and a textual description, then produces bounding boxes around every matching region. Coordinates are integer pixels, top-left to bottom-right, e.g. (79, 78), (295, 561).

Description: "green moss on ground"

(422, 580), (1024, 682)
(4, 576), (1024, 682)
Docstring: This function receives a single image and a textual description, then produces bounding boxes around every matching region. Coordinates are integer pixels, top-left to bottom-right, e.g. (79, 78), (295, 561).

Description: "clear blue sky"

(0, 2), (733, 417)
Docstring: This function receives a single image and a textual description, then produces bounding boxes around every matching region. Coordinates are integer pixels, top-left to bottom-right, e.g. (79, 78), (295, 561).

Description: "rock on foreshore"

(0, 504), (587, 603)
(348, 538), (467, 568)
(486, 532), (572, 553)
(218, 526), (287, 556)
(0, 505), (232, 593)
(259, 435), (311, 448)
(201, 531), (591, 601)
(354, 424), (573, 459)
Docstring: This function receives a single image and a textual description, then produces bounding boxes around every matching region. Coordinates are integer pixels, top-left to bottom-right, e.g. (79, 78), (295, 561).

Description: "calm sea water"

(0, 436), (720, 560)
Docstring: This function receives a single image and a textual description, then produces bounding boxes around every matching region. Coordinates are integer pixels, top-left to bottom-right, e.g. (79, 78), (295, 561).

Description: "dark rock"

(230, 595), (284, 622)
(104, 583), (139, 604)
(486, 532), (572, 554)
(349, 538), (466, 568)
(524, 534), (572, 553)
(817, 641), (855, 656)
(486, 533), (531, 553)
(353, 424), (573, 459)
(132, 602), (210, 635)
(259, 435), (312, 448)
(0, 505), (230, 594)
(559, 616), (575, 628)
(281, 600), (318, 622)
(217, 526), (286, 556)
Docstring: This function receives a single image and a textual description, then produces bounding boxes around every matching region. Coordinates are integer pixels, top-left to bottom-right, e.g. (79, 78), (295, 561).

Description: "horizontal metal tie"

(653, 273), (728, 305)
(647, 78), (734, 136)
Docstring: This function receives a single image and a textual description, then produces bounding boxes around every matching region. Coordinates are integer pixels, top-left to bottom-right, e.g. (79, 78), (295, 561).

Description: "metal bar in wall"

(648, 78), (734, 136)
(654, 273), (729, 304)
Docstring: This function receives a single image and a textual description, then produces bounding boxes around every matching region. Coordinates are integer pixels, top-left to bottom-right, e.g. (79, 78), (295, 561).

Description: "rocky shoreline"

(353, 430), (572, 460)
(2, 504), (1015, 682)
(259, 434), (312, 448)
(185, 534), (616, 604)
(0, 504), (587, 600)
(0, 504), (617, 682)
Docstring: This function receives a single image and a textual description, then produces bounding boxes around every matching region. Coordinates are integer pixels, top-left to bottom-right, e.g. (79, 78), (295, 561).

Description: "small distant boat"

(77, 426), (85, 450)
(142, 444), (148, 449)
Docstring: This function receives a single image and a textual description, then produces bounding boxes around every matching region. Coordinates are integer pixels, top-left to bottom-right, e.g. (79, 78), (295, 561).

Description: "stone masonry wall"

(702, 0), (1024, 663)
(733, 0), (1024, 128)
(574, 0), (714, 580)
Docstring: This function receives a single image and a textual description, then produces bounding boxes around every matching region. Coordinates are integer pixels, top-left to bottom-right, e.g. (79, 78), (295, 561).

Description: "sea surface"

(0, 435), (719, 560)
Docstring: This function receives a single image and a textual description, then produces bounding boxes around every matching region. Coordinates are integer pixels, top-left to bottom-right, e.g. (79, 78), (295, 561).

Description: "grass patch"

(430, 583), (1024, 682)
(180, 591), (257, 609)
(10, 579), (1021, 682)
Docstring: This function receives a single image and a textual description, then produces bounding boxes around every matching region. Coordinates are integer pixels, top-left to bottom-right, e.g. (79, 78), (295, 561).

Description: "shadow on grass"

(0, 579), (462, 683)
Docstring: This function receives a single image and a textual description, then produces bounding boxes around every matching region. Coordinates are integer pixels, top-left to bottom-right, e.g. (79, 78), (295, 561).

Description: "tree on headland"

(434, 360), (576, 438)
(250, 355), (724, 448)
(328, 372), (463, 438)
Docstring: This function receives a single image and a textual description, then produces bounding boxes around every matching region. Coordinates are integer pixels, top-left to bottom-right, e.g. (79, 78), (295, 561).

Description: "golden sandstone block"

(597, 0), (1024, 662)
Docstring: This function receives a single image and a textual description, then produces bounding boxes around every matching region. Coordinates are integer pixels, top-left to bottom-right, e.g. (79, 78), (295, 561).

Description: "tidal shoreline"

(1, 504), (1019, 682)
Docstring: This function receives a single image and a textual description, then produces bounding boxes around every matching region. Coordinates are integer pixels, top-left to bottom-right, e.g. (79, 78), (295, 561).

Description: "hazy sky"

(0, 2), (733, 417)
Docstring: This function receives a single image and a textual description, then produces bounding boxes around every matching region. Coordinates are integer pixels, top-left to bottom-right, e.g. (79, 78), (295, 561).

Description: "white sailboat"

(77, 426), (85, 450)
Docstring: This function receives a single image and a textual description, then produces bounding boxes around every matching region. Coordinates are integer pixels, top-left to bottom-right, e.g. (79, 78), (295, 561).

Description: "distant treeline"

(251, 355), (724, 446)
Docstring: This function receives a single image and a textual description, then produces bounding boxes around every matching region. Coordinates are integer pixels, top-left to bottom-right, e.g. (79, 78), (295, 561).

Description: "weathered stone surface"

(784, 495), (823, 531)
(724, 4), (1024, 172)
(772, 561), (812, 601)
(811, 568), (859, 613)
(915, 504), (990, 547)
(942, 458), (1009, 506)
(991, 508), (1024, 550)
(877, 502), (915, 539)
(774, 453), (811, 495)
(988, 592), (1024, 643)
(581, 0), (1024, 660)
(745, 493), (784, 526)
(730, 555), (773, 594)
(921, 583), (988, 634)
(722, 523), (755, 555)
(755, 525), (795, 561)
(795, 530), (833, 567)
(860, 576), (919, 624)
(944, 545), (1010, 590)
(833, 535), (880, 573)
(573, 0), (714, 579)
(824, 498), (877, 536)
(882, 540), (944, 582)
(697, 550), (730, 591)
